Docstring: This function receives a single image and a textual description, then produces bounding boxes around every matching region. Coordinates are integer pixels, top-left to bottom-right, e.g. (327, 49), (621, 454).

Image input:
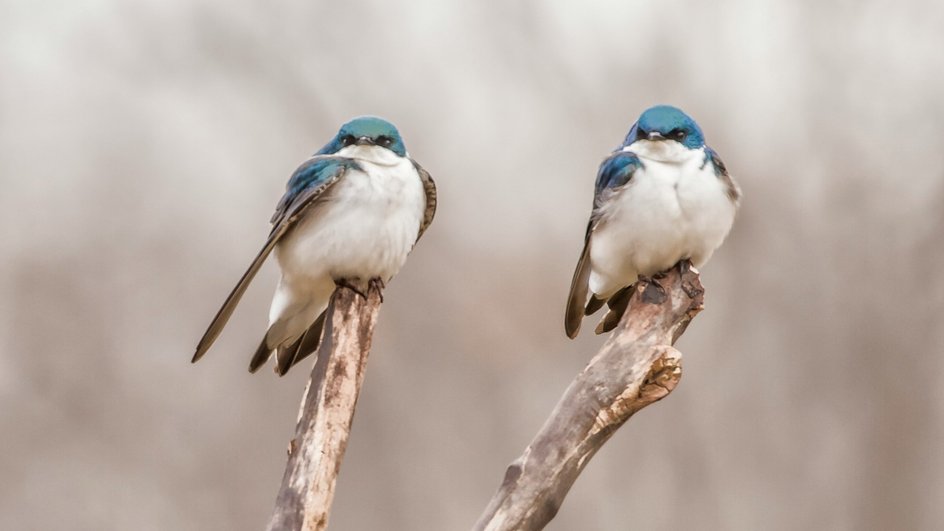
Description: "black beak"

(354, 136), (375, 146)
(647, 131), (665, 140)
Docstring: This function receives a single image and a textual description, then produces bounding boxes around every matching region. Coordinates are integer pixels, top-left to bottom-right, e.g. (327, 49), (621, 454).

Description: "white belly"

(588, 148), (736, 298)
(274, 155), (425, 290)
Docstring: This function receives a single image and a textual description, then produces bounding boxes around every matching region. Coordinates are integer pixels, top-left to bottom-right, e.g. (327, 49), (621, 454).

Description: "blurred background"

(2, 1), (943, 530)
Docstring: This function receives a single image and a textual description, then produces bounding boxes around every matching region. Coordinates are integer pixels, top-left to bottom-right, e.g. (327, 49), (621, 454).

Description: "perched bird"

(565, 105), (740, 338)
(193, 116), (437, 375)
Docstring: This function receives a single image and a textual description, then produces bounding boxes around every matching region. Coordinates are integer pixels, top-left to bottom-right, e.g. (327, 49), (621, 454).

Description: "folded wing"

(192, 156), (358, 363)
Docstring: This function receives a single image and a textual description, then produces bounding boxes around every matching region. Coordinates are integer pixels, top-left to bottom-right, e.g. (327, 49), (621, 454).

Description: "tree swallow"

(565, 105), (740, 338)
(193, 116), (437, 375)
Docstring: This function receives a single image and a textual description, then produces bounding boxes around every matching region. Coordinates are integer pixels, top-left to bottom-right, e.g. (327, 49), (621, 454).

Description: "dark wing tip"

(565, 284), (588, 339)
(564, 228), (594, 340)
(564, 316), (581, 339)
(192, 341), (211, 363)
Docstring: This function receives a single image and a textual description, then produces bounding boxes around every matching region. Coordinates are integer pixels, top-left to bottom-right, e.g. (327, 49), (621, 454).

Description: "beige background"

(2, 1), (943, 530)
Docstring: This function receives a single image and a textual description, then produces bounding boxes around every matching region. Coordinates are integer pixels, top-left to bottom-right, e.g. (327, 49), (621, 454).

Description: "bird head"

(318, 116), (407, 157)
(624, 105), (705, 150)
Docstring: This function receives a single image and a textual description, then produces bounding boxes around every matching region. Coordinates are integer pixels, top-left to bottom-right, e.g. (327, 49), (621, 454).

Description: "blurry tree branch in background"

(266, 283), (383, 531)
(473, 264), (703, 531)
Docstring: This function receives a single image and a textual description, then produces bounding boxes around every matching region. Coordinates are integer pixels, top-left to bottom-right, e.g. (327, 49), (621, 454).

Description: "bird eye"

(341, 135), (355, 146)
(377, 136), (393, 147)
(673, 129), (686, 140)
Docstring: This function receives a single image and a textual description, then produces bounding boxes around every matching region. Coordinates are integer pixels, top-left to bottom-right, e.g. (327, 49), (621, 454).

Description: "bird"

(192, 116), (437, 375)
(565, 105), (740, 338)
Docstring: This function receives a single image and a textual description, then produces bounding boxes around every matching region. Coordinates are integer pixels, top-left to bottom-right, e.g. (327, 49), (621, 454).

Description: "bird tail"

(249, 310), (327, 375)
(593, 285), (632, 335)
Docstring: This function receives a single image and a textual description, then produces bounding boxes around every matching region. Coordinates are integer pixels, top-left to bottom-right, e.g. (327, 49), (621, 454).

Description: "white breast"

(275, 148), (426, 287)
(587, 145), (736, 298)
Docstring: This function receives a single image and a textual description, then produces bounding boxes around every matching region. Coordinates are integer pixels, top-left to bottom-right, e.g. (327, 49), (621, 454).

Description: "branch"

(473, 264), (704, 531)
(266, 283), (383, 531)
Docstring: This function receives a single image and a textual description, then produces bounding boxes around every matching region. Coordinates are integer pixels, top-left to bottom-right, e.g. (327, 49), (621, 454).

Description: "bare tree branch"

(473, 264), (704, 531)
(266, 283), (383, 531)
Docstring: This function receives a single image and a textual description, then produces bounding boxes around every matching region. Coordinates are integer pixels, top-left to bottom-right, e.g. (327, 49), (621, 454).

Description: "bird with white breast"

(193, 116), (436, 375)
(565, 105), (740, 338)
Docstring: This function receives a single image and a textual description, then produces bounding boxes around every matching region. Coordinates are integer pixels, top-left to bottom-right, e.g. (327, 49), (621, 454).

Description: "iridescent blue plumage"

(272, 158), (361, 224)
(594, 152), (643, 200)
(316, 116), (407, 157)
(622, 105), (705, 149)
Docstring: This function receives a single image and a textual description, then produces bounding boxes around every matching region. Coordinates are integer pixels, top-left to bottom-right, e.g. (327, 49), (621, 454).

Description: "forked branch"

(473, 263), (704, 531)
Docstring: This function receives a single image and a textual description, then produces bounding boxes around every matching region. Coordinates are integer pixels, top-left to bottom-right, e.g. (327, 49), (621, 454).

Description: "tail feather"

(584, 294), (606, 316)
(248, 336), (274, 373)
(247, 310), (327, 375)
(594, 284), (633, 335)
(274, 334), (302, 376)
(275, 311), (327, 376)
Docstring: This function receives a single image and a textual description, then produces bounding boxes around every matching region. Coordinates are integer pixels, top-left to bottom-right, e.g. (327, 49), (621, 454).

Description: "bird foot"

(637, 275), (667, 304)
(335, 278), (368, 299)
(368, 277), (385, 303)
(335, 278), (385, 302)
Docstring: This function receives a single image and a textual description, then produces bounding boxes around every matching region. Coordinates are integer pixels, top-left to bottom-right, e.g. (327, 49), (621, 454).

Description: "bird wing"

(564, 151), (643, 339)
(704, 146), (741, 204)
(192, 156), (358, 363)
(411, 159), (438, 243)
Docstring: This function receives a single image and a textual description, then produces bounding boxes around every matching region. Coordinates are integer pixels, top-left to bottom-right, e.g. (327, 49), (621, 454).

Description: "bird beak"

(354, 136), (375, 146)
(647, 131), (665, 140)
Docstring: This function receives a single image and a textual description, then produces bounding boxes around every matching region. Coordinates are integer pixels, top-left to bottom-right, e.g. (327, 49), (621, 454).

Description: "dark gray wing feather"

(704, 147), (741, 204)
(565, 151), (643, 339)
(411, 159), (437, 242)
(565, 221), (594, 339)
(192, 157), (350, 363)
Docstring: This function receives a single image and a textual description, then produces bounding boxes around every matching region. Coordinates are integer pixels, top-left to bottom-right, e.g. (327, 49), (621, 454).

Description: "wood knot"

(501, 463), (523, 489)
(639, 350), (682, 402)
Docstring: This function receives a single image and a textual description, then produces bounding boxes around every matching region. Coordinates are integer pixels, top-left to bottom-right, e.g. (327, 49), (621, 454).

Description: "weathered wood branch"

(266, 283), (383, 531)
(473, 264), (704, 531)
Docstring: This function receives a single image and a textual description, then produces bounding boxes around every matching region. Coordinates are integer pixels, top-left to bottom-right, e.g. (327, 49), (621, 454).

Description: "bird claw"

(335, 278), (385, 302)
(638, 275), (667, 304)
(335, 278), (368, 299)
(368, 278), (385, 303)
